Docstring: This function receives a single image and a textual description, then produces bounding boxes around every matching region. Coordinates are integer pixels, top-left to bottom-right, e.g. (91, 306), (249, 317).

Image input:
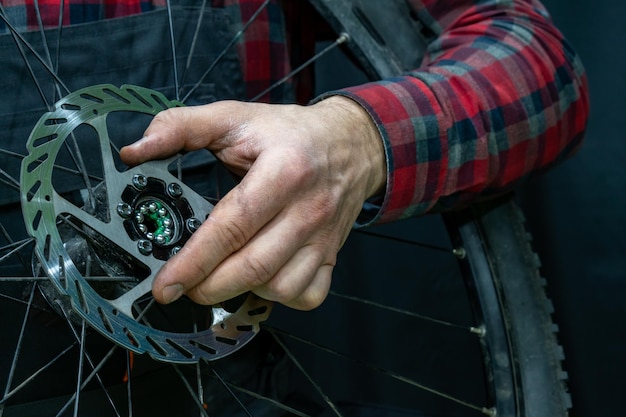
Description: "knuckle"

(281, 149), (318, 188)
(296, 291), (327, 311)
(213, 217), (250, 253)
(150, 108), (176, 130)
(148, 108), (188, 138)
(241, 253), (274, 288)
(262, 277), (296, 304)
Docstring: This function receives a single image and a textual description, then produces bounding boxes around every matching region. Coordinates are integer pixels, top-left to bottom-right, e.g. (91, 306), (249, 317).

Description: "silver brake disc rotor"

(20, 84), (272, 364)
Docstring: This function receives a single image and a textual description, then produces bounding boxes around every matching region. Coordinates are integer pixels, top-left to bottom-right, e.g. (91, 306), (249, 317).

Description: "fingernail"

(162, 284), (184, 303)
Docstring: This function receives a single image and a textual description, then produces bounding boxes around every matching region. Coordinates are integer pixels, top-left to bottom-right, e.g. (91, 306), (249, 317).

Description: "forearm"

(332, 0), (589, 225)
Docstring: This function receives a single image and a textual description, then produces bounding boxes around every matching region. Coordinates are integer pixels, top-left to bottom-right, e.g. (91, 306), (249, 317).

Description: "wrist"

(312, 95), (387, 199)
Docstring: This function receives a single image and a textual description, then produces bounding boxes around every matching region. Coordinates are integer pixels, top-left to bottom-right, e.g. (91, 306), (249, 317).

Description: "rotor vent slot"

(126, 88), (154, 108)
(103, 88), (131, 104)
(166, 339), (194, 359)
(190, 340), (217, 355)
(61, 104), (81, 111)
(26, 155), (48, 173)
(33, 134), (58, 147)
(26, 181), (41, 202)
(44, 118), (68, 126)
(79, 93), (105, 104)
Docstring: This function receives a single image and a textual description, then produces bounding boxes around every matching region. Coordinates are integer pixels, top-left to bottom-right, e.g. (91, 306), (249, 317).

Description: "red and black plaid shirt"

(0, 0), (589, 225)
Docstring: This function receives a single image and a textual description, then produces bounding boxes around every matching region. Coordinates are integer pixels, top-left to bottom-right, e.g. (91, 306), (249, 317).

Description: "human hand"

(119, 96), (385, 310)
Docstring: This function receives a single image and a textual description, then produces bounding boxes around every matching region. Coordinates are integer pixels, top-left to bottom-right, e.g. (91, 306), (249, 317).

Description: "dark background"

(519, 1), (625, 416)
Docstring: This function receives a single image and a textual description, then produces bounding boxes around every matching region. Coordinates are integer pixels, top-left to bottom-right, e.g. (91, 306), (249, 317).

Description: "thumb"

(119, 102), (240, 166)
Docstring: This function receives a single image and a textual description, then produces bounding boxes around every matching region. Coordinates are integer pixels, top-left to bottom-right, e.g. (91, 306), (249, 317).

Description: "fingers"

(186, 239), (335, 311)
(152, 173), (341, 310)
(253, 247), (334, 311)
(151, 147), (316, 304)
(151, 177), (285, 304)
(181, 200), (330, 304)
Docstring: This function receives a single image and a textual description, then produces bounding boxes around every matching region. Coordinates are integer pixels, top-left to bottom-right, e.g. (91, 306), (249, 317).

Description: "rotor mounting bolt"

(186, 218), (201, 233)
(171, 246), (182, 257)
(132, 174), (148, 190)
(137, 239), (153, 255)
(117, 202), (133, 218)
(167, 182), (183, 198)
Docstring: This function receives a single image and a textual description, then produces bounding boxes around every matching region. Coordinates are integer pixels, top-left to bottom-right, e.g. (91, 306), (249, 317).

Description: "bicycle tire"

(445, 197), (571, 417)
(0, 1), (570, 416)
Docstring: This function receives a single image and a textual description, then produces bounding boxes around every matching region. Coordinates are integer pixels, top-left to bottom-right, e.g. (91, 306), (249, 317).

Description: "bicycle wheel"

(0, 1), (570, 416)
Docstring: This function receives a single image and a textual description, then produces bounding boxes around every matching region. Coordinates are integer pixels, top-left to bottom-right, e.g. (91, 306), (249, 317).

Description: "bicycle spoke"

(251, 33), (349, 102)
(52, 0), (65, 90)
(2, 284), (36, 400)
(32, 0), (60, 102)
(182, 0), (271, 103)
(171, 365), (211, 417)
(0, 168), (20, 191)
(62, 135), (97, 212)
(204, 365), (253, 417)
(205, 363), (311, 417)
(328, 290), (481, 334)
(179, 0), (208, 95)
(2, 342), (77, 402)
(269, 329), (344, 417)
(267, 327), (494, 417)
(355, 229), (455, 253)
(0, 238), (34, 265)
(0, 177), (20, 193)
(0, 8), (49, 108)
(55, 310), (123, 417)
(194, 324), (207, 413)
(126, 351), (133, 417)
(0, 7), (70, 100)
(0, 224), (31, 273)
(69, 320), (86, 417)
(165, 0), (180, 101)
(56, 343), (121, 414)
(0, 148), (105, 185)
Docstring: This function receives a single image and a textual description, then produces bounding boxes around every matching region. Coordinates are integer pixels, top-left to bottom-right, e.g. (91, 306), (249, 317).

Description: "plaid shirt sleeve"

(326, 0), (590, 226)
